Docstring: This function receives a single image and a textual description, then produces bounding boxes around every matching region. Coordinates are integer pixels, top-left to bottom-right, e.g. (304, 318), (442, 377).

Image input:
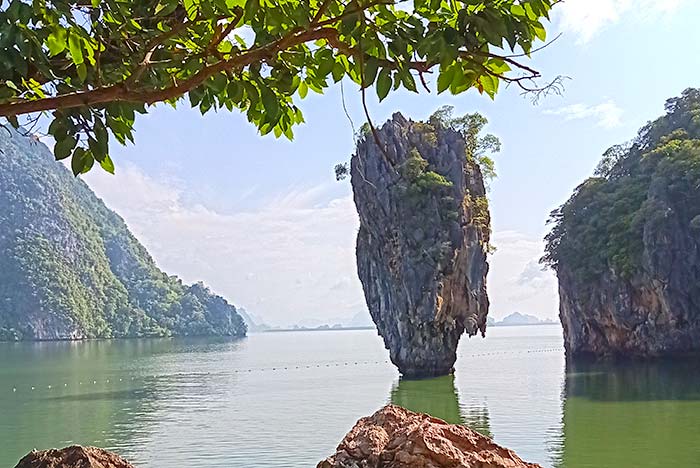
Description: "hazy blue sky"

(84, 0), (700, 326)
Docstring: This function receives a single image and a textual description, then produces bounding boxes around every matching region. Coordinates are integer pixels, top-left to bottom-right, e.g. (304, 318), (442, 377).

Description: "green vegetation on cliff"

(0, 130), (246, 341)
(542, 88), (700, 280)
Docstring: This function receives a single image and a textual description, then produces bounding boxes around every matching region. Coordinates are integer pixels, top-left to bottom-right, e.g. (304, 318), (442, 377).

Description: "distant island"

(488, 312), (558, 327)
(237, 310), (557, 333)
(238, 310), (375, 333)
(264, 324), (376, 333)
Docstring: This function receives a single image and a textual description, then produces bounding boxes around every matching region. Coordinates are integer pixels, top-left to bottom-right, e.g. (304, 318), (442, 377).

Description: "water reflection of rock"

(566, 359), (700, 401)
(557, 360), (700, 468)
(389, 374), (491, 436)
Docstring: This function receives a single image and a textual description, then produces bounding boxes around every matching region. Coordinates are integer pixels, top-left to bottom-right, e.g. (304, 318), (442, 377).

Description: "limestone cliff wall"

(351, 113), (490, 377)
(557, 177), (700, 358)
(548, 89), (700, 358)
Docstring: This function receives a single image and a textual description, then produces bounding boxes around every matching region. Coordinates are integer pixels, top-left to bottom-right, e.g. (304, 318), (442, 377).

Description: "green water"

(1, 326), (699, 467)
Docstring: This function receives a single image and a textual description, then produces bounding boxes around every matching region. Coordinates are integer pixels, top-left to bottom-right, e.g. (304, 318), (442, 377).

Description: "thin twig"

(311, 0), (334, 24)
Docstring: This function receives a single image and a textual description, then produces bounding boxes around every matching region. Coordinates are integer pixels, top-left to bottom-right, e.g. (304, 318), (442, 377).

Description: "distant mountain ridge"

(488, 313), (556, 327)
(237, 308), (271, 332)
(0, 129), (246, 341)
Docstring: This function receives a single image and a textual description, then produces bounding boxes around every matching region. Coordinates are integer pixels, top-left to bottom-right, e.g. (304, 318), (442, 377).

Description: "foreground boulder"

(14, 446), (134, 468)
(318, 405), (540, 468)
(351, 113), (490, 377)
(543, 88), (700, 358)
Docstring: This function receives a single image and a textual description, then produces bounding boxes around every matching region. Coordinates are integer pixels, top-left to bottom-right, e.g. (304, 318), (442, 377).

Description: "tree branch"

(311, 0), (334, 24)
(0, 27), (339, 117)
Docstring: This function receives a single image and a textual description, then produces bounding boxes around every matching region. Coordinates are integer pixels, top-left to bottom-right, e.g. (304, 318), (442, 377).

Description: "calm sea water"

(1, 325), (700, 467)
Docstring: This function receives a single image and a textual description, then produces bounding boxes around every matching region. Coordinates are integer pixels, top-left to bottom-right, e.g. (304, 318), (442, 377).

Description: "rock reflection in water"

(389, 374), (491, 436)
(559, 359), (700, 467)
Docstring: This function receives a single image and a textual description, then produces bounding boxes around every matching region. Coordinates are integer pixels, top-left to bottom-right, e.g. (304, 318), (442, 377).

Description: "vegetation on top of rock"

(0, 129), (246, 341)
(429, 105), (502, 182)
(542, 88), (700, 281)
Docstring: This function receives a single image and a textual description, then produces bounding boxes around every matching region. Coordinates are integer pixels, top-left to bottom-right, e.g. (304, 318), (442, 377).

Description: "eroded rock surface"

(15, 446), (135, 468)
(543, 89), (700, 358)
(318, 405), (540, 468)
(352, 113), (490, 377)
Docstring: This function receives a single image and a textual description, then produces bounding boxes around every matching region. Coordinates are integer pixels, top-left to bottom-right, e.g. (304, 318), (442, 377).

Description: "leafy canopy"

(429, 104), (501, 181)
(0, 0), (556, 175)
(542, 88), (700, 281)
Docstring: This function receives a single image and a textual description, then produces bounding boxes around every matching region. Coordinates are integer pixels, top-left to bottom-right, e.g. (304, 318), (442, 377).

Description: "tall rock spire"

(351, 113), (491, 378)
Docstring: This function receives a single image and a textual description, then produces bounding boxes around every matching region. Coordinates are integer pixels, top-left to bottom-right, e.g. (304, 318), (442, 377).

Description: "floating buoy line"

(5, 346), (564, 394)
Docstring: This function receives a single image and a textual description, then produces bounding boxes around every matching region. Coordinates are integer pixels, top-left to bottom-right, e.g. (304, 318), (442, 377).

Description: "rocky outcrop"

(544, 89), (700, 358)
(15, 446), (135, 468)
(351, 113), (490, 377)
(317, 405), (540, 468)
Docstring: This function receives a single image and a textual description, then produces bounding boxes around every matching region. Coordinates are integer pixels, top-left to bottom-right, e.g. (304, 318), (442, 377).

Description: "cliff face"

(556, 187), (700, 358)
(0, 129), (246, 341)
(544, 88), (700, 358)
(352, 113), (490, 378)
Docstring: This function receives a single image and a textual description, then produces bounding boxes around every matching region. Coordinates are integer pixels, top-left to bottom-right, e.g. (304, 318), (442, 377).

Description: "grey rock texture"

(351, 113), (490, 378)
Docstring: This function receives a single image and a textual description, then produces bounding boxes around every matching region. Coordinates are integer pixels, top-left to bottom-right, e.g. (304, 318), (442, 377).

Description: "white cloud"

(556, 0), (685, 43)
(84, 166), (365, 327)
(543, 100), (623, 128)
(488, 231), (559, 321)
(84, 167), (560, 325)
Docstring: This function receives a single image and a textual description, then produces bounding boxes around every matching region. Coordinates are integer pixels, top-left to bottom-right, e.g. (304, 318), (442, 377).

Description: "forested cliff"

(543, 88), (700, 358)
(0, 129), (246, 340)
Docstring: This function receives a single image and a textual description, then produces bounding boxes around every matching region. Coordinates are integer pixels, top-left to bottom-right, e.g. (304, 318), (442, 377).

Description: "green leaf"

(331, 62), (345, 82)
(363, 58), (379, 88)
(99, 154), (115, 174)
(68, 33), (84, 65)
(376, 68), (392, 101)
(298, 81), (308, 99)
(76, 62), (87, 82)
(71, 148), (94, 176)
(47, 29), (67, 56)
(260, 86), (280, 121)
(183, 0), (198, 20)
(479, 74), (499, 99)
(227, 81), (243, 102)
(400, 70), (417, 92)
(54, 136), (76, 161)
(316, 50), (335, 78)
(437, 66), (455, 94)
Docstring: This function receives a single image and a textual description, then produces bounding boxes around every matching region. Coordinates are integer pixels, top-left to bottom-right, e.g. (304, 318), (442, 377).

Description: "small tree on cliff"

(429, 105), (501, 181)
(0, 0), (558, 175)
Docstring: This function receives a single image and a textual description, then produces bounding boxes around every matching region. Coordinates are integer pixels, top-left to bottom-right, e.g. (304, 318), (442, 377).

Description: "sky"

(82, 0), (700, 327)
